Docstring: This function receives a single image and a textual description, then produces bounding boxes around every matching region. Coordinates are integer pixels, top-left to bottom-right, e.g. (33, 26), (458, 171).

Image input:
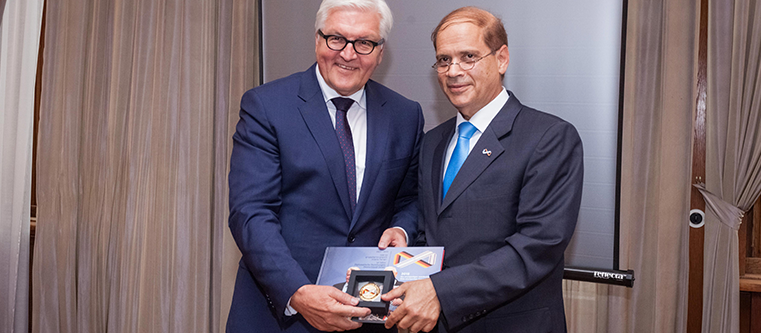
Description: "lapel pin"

(482, 149), (492, 157)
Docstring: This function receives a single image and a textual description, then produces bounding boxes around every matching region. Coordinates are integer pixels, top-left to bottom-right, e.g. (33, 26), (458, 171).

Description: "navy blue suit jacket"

(417, 92), (583, 333)
(228, 64), (424, 332)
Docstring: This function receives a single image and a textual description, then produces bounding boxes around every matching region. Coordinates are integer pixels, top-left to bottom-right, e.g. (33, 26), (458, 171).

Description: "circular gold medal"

(358, 282), (381, 301)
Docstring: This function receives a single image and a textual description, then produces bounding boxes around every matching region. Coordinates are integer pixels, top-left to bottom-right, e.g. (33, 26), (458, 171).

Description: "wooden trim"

(746, 258), (761, 275)
(687, 0), (708, 331)
(741, 213), (749, 275)
(741, 292), (750, 333)
(740, 275), (761, 293)
(752, 293), (761, 333)
(745, 198), (761, 256)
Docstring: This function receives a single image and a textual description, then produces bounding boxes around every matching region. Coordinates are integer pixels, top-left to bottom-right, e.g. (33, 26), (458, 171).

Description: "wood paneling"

(687, 0), (708, 331)
(752, 197), (761, 258)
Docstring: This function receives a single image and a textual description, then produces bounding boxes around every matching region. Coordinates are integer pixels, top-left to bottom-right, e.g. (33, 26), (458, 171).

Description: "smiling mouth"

(448, 83), (469, 92)
(337, 63), (357, 71)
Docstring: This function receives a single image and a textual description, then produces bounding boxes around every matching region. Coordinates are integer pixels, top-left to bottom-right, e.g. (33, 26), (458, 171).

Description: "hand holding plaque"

(347, 270), (395, 322)
(314, 247), (445, 324)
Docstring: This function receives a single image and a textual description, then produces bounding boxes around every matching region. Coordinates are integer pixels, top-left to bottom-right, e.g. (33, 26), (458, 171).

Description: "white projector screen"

(260, 0), (624, 272)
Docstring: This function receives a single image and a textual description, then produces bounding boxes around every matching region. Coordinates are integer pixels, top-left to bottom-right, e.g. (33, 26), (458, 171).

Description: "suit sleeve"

(389, 103), (425, 240)
(413, 126), (429, 247)
(430, 121), (584, 324)
(228, 89), (311, 318)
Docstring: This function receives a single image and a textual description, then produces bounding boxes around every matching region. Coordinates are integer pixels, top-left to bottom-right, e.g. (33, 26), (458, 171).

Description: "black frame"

(347, 270), (395, 316)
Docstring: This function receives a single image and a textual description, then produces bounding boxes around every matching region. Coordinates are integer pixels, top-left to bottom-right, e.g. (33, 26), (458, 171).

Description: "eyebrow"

(437, 49), (482, 58)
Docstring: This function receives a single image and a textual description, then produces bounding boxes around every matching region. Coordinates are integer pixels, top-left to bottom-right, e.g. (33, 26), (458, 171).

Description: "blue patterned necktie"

(332, 97), (357, 214)
(442, 122), (477, 200)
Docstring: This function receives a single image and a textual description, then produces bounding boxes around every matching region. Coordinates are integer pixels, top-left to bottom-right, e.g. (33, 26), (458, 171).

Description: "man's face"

(435, 22), (509, 119)
(316, 8), (384, 96)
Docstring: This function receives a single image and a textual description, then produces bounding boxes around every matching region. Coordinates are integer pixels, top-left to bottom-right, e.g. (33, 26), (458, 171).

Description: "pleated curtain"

(699, 0), (761, 332)
(32, 1), (256, 332)
(562, 0), (697, 331)
(0, 0), (44, 332)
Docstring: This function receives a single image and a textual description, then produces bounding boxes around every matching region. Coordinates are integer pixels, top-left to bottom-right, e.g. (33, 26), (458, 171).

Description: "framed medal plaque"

(347, 270), (395, 320)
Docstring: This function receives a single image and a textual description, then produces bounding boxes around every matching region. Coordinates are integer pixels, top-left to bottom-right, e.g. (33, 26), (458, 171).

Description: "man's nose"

(340, 42), (358, 60)
(446, 62), (465, 76)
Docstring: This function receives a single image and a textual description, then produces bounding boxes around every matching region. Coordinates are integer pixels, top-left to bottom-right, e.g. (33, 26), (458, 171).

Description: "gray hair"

(315, 0), (393, 41)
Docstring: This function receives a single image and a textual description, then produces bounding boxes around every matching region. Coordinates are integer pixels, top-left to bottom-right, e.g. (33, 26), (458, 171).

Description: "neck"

(457, 89), (502, 120)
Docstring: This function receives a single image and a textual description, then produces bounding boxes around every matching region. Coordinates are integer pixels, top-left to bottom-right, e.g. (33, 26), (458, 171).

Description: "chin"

(335, 85), (359, 95)
(447, 97), (471, 109)
(331, 79), (360, 93)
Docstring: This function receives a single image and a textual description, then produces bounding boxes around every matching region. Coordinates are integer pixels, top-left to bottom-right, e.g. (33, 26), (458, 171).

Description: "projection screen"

(260, 0), (625, 274)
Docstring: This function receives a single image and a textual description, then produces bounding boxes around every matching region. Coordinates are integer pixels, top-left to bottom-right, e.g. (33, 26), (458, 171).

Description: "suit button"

(348, 234), (356, 243)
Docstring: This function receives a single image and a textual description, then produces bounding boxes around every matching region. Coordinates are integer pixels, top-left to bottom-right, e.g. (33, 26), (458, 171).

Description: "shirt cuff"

(392, 226), (409, 245)
(285, 297), (297, 316)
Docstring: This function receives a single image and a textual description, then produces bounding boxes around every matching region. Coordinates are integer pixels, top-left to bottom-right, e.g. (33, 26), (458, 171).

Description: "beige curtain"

(32, 1), (257, 332)
(0, 0), (43, 332)
(563, 0), (697, 332)
(700, 0), (761, 332)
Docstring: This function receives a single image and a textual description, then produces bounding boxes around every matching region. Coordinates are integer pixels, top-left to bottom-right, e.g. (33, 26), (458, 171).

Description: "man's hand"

(378, 228), (407, 249)
(345, 267), (360, 284)
(382, 278), (440, 332)
(290, 284), (371, 331)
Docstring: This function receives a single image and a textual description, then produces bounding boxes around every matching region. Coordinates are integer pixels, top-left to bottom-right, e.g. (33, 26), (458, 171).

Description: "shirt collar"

(456, 87), (509, 133)
(315, 64), (366, 108)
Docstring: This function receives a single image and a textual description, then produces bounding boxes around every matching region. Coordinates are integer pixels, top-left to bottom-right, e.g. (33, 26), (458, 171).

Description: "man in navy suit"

(383, 7), (583, 333)
(227, 0), (423, 332)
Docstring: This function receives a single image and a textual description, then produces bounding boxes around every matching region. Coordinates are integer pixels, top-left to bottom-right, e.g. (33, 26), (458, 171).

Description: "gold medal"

(358, 282), (381, 301)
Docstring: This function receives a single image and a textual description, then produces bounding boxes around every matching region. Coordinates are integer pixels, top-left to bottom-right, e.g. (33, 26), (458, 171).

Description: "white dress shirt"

(315, 65), (407, 241)
(315, 65), (367, 202)
(443, 87), (510, 179)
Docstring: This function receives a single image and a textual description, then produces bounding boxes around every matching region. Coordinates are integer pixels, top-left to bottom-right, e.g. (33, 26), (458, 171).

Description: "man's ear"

(496, 44), (509, 75)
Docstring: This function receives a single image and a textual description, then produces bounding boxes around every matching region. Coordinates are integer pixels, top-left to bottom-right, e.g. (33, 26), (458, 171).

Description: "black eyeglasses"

(432, 51), (495, 73)
(318, 29), (384, 55)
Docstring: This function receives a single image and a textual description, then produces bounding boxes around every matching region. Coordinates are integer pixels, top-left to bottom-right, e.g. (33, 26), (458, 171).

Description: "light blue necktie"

(442, 122), (477, 200)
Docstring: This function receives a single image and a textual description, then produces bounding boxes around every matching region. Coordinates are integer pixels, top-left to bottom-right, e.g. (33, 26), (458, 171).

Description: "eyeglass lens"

(325, 36), (376, 55)
(435, 60), (477, 73)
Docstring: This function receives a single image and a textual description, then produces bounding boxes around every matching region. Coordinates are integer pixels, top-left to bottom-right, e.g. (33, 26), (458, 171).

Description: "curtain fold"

(0, 0), (43, 332)
(609, 0), (695, 331)
(0, 0), (7, 26)
(32, 1), (256, 332)
(694, 183), (744, 229)
(702, 0), (761, 332)
(563, 0), (696, 331)
(217, 0), (258, 331)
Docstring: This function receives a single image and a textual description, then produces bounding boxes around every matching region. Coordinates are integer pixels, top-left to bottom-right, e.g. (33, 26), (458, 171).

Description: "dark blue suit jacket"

(417, 92), (583, 333)
(228, 64), (424, 332)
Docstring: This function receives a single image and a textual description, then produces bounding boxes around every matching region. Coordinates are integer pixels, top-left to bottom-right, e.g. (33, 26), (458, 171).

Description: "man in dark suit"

(227, 0), (423, 332)
(383, 6), (583, 333)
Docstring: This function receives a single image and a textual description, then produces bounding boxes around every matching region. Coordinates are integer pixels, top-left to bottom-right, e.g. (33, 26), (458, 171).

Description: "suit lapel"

(297, 66), (353, 220)
(438, 128), (505, 214)
(351, 81), (388, 230)
(437, 92), (523, 215)
(431, 121), (455, 212)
